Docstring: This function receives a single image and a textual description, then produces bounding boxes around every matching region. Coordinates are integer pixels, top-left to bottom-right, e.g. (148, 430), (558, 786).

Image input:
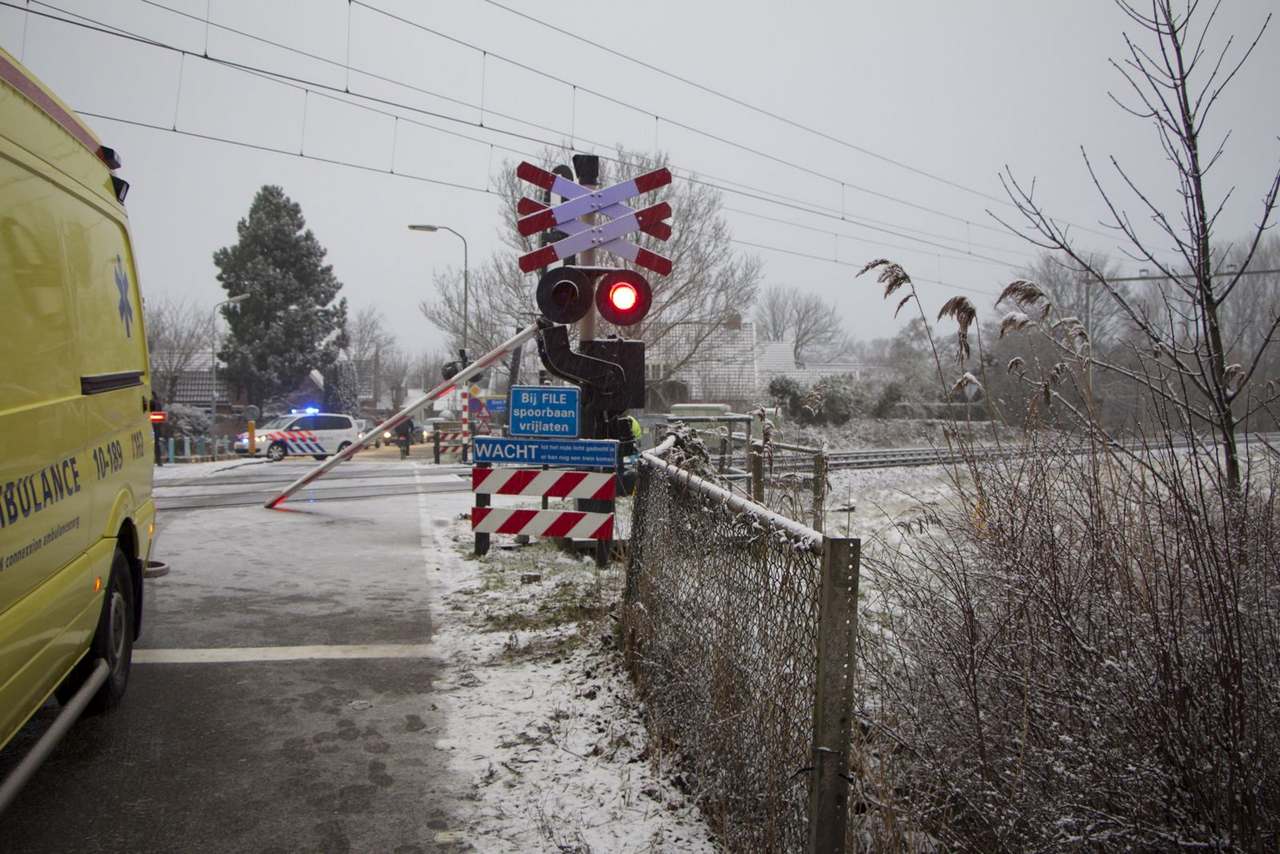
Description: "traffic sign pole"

(576, 157), (610, 567)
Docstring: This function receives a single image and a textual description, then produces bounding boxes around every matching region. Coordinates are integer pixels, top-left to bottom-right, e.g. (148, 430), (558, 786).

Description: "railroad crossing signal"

(515, 162), (673, 275)
(595, 270), (651, 326)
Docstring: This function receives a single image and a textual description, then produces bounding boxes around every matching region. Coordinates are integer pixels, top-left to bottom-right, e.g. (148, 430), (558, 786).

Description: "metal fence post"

(433, 425), (441, 464)
(750, 442), (764, 504)
(808, 536), (861, 854)
(719, 435), (729, 473)
(812, 451), (827, 534)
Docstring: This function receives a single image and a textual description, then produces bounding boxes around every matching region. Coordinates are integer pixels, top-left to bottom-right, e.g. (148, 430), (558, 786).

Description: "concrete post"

(807, 536), (861, 854)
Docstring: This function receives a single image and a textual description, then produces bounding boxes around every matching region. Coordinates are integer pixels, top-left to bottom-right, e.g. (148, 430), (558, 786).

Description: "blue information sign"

(473, 437), (618, 468)
(508, 385), (580, 438)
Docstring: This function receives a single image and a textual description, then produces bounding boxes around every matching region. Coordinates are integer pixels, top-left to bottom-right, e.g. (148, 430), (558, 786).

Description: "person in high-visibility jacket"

(621, 414), (643, 457)
(618, 415), (644, 495)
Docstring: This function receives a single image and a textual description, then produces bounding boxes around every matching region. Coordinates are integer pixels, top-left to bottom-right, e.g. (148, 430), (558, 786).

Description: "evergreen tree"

(214, 185), (348, 408)
(322, 361), (360, 415)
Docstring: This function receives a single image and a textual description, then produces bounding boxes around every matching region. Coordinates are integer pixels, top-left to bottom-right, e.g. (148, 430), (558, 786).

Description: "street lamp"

(408, 224), (469, 355)
(211, 294), (249, 418)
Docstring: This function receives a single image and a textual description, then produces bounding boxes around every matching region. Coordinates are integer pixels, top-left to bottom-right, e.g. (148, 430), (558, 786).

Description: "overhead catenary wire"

(724, 206), (1023, 268)
(479, 0), (1011, 208)
(80, 109), (495, 197)
(125, 0), (1038, 259)
(359, 0), (1118, 242)
(730, 239), (1005, 300)
(17, 0), (1039, 267)
(144, 0), (1050, 251)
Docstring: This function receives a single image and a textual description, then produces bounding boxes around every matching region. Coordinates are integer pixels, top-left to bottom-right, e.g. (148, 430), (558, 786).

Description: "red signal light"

(607, 281), (638, 312)
(595, 270), (651, 327)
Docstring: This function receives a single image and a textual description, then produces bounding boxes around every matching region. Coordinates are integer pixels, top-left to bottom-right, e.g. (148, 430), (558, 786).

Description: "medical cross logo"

(114, 255), (133, 337)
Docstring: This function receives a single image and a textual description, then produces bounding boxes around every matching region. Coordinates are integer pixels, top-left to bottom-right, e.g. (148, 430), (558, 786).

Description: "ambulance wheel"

(338, 442), (352, 454)
(312, 455), (326, 460)
(58, 549), (134, 715)
(267, 442), (287, 462)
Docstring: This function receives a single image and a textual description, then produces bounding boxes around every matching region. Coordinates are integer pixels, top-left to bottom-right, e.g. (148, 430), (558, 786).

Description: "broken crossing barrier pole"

(264, 323), (542, 509)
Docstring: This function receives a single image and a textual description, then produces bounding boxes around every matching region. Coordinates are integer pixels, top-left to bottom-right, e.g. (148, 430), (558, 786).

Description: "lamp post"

(408, 224), (469, 354)
(211, 294), (249, 417)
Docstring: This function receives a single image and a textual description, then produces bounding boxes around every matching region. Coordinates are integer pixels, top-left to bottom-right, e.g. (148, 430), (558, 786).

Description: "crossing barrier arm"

(265, 323), (542, 509)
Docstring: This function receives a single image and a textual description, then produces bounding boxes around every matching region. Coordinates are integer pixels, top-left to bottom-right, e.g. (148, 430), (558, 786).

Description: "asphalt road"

(0, 462), (474, 853)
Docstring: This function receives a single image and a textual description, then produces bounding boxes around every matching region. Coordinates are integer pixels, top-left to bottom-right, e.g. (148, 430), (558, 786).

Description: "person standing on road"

(395, 417), (415, 459)
(151, 391), (164, 465)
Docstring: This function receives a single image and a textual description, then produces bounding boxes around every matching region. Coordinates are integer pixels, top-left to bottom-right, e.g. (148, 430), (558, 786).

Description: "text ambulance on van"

(0, 46), (163, 799)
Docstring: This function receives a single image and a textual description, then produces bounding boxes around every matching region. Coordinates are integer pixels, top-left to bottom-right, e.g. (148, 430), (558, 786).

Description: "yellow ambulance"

(0, 47), (159, 765)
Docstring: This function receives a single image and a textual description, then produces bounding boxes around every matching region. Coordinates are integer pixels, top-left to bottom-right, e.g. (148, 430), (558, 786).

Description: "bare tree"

(1217, 233), (1280, 363)
(380, 351), (411, 410)
(1018, 251), (1127, 348)
(421, 148), (763, 385)
(346, 305), (396, 366)
(753, 286), (792, 342)
(753, 285), (847, 365)
(146, 296), (213, 405)
(992, 0), (1279, 491)
(790, 291), (845, 365)
(411, 350), (449, 392)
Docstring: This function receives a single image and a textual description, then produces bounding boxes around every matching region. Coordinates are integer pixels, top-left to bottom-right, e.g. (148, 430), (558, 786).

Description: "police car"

(235, 410), (359, 461)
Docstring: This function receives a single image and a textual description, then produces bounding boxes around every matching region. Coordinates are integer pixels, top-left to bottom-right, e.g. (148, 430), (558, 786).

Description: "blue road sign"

(508, 385), (580, 438)
(473, 437), (618, 468)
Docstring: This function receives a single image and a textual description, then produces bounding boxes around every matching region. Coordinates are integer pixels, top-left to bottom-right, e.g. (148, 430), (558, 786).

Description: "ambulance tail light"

(149, 411), (167, 423)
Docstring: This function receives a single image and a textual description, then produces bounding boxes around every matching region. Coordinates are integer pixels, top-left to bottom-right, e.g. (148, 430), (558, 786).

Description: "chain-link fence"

(624, 447), (859, 853)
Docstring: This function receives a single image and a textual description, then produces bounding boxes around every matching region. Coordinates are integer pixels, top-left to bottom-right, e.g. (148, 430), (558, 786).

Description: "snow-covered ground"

(152, 457), (269, 481)
(413, 477), (716, 852)
(822, 463), (957, 541)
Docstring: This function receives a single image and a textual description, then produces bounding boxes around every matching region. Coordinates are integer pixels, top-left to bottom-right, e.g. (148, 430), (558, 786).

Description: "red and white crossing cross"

(516, 162), (674, 276)
(516, 163), (672, 240)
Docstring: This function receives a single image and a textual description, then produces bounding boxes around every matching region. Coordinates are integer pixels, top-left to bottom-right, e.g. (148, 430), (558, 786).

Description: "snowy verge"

(415, 477), (717, 853)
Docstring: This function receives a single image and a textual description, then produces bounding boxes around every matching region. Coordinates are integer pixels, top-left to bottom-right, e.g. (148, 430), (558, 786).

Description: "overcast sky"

(4, 0), (1277, 358)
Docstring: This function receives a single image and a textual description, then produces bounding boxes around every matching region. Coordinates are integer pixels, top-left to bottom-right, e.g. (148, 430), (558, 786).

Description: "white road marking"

(133, 643), (434, 664)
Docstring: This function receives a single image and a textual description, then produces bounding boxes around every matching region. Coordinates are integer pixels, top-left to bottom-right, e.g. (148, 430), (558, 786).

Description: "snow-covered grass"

(846, 438), (1280, 850)
(414, 480), (716, 852)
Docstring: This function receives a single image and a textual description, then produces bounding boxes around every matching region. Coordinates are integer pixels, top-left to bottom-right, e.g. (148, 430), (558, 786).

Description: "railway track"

(718, 432), (1280, 477)
(154, 462), (471, 511)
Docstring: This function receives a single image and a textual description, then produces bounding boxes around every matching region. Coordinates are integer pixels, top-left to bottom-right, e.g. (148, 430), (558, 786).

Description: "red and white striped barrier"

(471, 507), (614, 540)
(435, 431), (470, 445)
(472, 468), (616, 500)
